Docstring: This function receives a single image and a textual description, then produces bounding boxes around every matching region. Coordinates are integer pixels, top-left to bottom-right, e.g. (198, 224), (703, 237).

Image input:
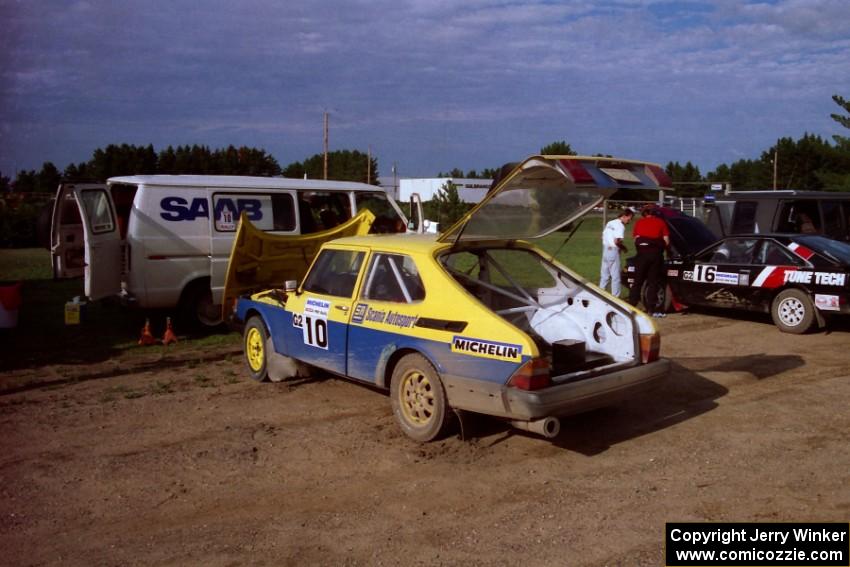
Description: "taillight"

(639, 333), (661, 363)
(559, 159), (595, 184)
(508, 358), (551, 390)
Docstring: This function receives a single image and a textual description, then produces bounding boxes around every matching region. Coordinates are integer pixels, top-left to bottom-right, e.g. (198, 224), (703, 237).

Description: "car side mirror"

(285, 280), (298, 293)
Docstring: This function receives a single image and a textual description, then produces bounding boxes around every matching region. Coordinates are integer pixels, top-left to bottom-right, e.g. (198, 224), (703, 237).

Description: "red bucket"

(0, 282), (22, 328)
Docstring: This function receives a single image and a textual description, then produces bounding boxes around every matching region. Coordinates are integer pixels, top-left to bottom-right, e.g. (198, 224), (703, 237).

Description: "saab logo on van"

(159, 197), (264, 222)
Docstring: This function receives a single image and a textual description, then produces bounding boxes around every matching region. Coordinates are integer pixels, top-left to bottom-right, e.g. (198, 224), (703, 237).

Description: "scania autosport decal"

(451, 336), (522, 362)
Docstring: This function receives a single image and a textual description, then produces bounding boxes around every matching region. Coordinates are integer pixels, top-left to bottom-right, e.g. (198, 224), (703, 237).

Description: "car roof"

(330, 233), (445, 253)
(107, 175), (383, 192)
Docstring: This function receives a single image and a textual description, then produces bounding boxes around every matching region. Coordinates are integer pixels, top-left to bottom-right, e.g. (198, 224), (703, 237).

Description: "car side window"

(363, 253), (425, 303)
(303, 249), (364, 297)
(699, 239), (757, 263)
(756, 241), (803, 266)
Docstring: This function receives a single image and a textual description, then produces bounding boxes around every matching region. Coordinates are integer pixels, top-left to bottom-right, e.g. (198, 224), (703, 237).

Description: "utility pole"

(367, 146), (371, 184)
(323, 112), (329, 180)
(773, 149), (778, 190)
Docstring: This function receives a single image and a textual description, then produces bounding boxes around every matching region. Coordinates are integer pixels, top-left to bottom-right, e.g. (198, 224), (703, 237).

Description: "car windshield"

(795, 235), (850, 264)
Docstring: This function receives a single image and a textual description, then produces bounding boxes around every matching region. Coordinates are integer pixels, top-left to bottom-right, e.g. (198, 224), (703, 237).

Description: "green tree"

(540, 141), (577, 155)
(427, 181), (468, 229)
(830, 94), (850, 146)
(284, 150), (377, 184)
(665, 161), (704, 197)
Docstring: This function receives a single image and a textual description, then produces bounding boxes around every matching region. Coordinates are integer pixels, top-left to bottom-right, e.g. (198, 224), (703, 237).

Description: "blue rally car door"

(346, 251), (429, 383)
(283, 246), (367, 376)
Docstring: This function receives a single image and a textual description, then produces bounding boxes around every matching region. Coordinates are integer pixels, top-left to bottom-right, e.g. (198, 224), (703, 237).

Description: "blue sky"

(1, 0), (849, 179)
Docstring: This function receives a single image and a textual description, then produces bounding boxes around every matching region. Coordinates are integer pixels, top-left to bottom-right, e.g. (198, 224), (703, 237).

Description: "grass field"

(0, 218), (609, 371)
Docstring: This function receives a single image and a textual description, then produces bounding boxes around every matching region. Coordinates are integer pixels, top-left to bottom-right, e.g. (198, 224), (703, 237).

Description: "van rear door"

(52, 184), (123, 300)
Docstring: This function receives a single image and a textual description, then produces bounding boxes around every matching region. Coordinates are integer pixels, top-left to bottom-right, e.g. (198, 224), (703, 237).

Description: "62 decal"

(301, 316), (329, 349)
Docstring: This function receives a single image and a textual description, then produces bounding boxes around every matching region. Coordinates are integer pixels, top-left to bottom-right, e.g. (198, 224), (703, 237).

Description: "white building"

(398, 178), (492, 204)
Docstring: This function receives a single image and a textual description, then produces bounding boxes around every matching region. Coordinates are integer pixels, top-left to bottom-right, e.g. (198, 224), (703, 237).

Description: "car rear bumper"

(504, 359), (671, 420)
(443, 359), (671, 421)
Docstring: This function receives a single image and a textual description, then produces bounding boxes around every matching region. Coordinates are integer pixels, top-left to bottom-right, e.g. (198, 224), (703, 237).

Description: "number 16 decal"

(302, 316), (329, 349)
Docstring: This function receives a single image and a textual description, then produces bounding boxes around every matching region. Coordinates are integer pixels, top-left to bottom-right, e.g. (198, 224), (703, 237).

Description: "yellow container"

(64, 301), (81, 325)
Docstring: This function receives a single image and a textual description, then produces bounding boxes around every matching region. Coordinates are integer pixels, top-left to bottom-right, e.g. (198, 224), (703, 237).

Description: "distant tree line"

(1, 144), (383, 193)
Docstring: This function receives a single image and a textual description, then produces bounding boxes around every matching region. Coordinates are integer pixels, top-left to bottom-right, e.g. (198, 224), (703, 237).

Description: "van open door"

(51, 183), (123, 300)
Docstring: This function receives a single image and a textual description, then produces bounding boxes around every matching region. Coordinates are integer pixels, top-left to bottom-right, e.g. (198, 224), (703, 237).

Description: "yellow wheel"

(390, 353), (451, 442)
(243, 317), (269, 381)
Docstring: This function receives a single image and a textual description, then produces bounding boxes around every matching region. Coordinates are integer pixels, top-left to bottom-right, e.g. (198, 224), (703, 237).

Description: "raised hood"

(438, 155), (672, 243)
(222, 209), (375, 317)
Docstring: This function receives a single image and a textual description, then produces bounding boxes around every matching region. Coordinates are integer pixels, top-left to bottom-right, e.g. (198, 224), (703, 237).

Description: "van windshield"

(355, 192), (407, 233)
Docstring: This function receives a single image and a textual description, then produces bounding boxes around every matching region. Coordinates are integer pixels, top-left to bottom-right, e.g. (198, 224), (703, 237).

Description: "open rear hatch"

(438, 155), (670, 379)
(222, 209), (375, 318)
(439, 155), (672, 243)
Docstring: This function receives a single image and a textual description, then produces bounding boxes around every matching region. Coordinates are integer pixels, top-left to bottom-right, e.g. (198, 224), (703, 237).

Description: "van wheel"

(243, 317), (269, 382)
(180, 281), (223, 329)
(771, 289), (815, 334)
(390, 354), (452, 442)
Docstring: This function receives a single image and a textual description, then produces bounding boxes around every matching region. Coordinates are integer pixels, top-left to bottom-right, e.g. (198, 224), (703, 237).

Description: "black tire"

(180, 280), (223, 330)
(771, 289), (816, 334)
(641, 282), (671, 313)
(243, 316), (269, 382)
(390, 353), (452, 442)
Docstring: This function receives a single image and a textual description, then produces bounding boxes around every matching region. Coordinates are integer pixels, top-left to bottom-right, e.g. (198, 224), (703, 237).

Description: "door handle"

(335, 305), (349, 312)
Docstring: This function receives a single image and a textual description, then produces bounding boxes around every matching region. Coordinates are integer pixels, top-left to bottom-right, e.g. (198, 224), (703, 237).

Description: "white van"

(51, 175), (415, 327)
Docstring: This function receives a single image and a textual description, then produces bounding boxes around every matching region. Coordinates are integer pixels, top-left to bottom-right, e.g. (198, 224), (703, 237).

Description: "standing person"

(599, 208), (634, 297)
(628, 204), (670, 317)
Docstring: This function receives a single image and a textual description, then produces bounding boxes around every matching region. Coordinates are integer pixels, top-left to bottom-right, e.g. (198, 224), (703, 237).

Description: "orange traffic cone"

(162, 317), (178, 346)
(138, 318), (157, 345)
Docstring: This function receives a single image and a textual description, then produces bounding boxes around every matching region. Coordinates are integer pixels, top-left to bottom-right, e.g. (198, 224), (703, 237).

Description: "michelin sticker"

(815, 294), (840, 311)
(451, 336), (522, 363)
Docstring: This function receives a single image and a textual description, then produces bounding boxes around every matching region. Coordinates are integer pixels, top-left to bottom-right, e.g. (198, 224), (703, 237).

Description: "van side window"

(777, 200), (820, 235)
(212, 193), (296, 232)
(355, 192), (406, 234)
(270, 195), (296, 231)
(297, 191), (352, 233)
(730, 201), (757, 233)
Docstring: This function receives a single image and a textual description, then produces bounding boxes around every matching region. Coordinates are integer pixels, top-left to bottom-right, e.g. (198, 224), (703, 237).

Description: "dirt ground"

(2, 309), (849, 566)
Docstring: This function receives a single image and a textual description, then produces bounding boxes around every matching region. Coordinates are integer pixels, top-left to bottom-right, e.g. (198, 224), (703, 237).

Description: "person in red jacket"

(628, 204), (670, 317)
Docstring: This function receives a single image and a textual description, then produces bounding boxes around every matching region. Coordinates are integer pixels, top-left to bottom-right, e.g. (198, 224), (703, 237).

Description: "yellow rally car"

(229, 155), (672, 442)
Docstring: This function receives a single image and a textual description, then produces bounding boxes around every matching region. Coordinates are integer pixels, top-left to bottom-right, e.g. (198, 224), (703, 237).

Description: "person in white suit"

(599, 208), (634, 297)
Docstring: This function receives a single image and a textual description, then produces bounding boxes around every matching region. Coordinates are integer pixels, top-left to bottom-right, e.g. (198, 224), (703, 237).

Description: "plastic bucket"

(0, 282), (22, 329)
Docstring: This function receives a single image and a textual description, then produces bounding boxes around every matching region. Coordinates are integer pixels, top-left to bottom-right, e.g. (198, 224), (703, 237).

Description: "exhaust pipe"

(511, 417), (560, 438)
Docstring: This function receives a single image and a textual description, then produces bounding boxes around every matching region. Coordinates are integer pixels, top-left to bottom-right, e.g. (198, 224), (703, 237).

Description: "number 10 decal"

(302, 316), (329, 349)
